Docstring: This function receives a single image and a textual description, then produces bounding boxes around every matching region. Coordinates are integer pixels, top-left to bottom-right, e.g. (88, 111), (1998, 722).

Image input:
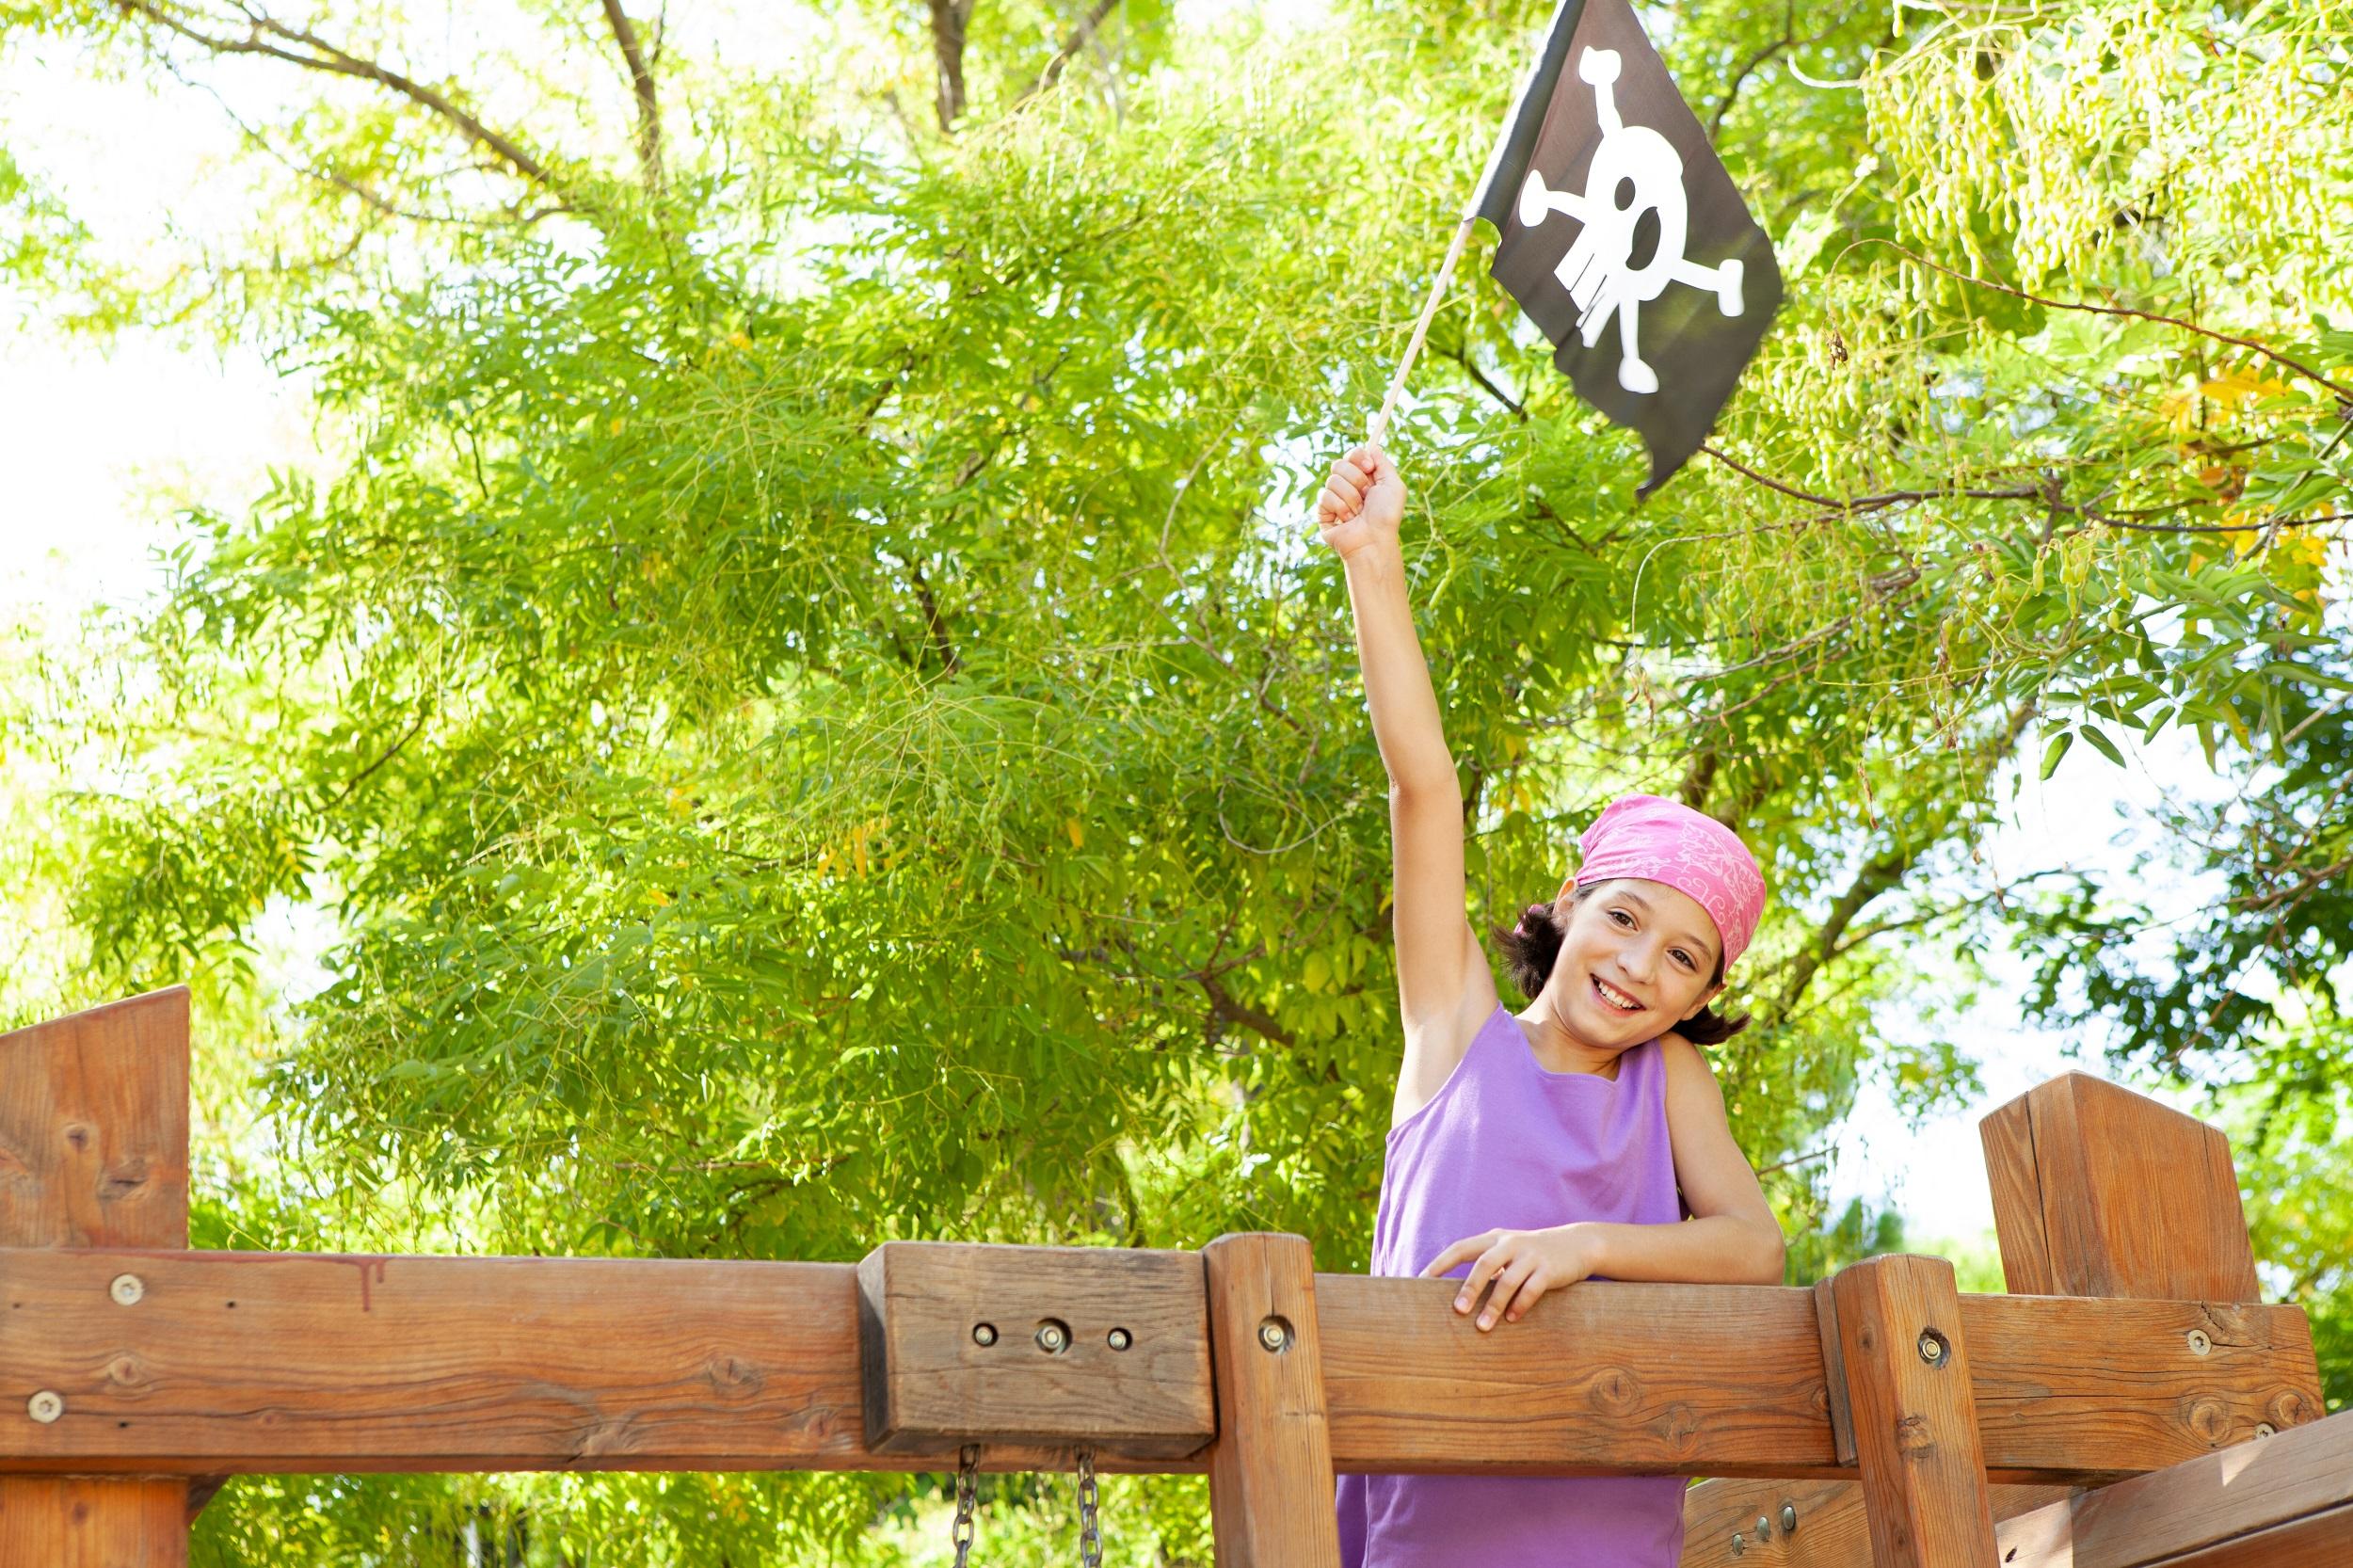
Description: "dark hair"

(1493, 883), (1751, 1046)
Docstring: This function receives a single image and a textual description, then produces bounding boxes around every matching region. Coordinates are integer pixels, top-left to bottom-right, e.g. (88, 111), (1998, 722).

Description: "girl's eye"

(1672, 951), (1694, 969)
(1609, 909), (1633, 926)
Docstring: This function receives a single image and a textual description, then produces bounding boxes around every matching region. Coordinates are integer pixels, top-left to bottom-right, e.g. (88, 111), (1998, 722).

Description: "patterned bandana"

(1574, 793), (1767, 969)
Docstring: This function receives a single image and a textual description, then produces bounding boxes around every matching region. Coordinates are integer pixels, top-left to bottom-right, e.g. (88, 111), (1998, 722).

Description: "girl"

(1315, 441), (1785, 1567)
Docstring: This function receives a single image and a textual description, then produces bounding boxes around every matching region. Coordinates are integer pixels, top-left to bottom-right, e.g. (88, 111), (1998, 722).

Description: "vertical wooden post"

(1980, 1070), (2320, 1433)
(0, 989), (194, 1567)
(1828, 1254), (1998, 1568)
(1980, 1071), (2260, 1304)
(1201, 1233), (1342, 1568)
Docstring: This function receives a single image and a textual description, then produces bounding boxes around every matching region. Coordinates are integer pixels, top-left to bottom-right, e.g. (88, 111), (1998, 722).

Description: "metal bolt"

(1917, 1329), (1946, 1365)
(971, 1322), (998, 1347)
(1781, 1502), (1798, 1534)
(2256, 1422), (2276, 1438)
(109, 1273), (144, 1306)
(1730, 1532), (1746, 1557)
(1035, 1321), (1069, 1353)
(2185, 1328), (2212, 1356)
(1756, 1514), (1774, 1540)
(26, 1391), (62, 1425)
(1107, 1327), (1132, 1352)
(1257, 1320), (1289, 1353)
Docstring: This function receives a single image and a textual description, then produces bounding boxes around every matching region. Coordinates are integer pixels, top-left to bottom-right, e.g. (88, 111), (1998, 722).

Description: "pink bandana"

(1574, 794), (1767, 970)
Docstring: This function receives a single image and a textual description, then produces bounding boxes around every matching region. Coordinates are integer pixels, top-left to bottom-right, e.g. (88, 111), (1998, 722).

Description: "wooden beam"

(1830, 1254), (1998, 1568)
(0, 988), (192, 1568)
(1993, 1407), (2353, 1567)
(1678, 1481), (2072, 1565)
(1202, 1234), (1340, 1568)
(0, 1252), (2313, 1481)
(855, 1242), (1212, 1458)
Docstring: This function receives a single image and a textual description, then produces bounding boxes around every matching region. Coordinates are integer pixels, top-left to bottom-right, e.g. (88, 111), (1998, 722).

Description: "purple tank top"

(1335, 1004), (1688, 1567)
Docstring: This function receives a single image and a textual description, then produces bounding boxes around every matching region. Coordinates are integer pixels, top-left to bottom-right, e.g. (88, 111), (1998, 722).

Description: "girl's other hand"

(1315, 442), (1406, 562)
(1420, 1224), (1598, 1331)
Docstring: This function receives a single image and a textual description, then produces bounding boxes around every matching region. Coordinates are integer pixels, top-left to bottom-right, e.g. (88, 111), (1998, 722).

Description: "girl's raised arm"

(1317, 444), (1498, 1120)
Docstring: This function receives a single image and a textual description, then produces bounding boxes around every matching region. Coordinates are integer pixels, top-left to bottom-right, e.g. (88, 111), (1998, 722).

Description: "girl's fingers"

(1497, 1268), (1549, 1325)
(1320, 487), (1356, 522)
(1328, 459), (1369, 495)
(1479, 1257), (1539, 1330)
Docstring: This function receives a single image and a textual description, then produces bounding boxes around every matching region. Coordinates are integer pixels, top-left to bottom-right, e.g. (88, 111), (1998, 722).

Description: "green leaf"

(2040, 729), (2075, 779)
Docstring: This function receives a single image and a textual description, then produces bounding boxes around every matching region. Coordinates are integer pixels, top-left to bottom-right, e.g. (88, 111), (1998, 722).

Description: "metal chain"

(1076, 1448), (1103, 1568)
(951, 1444), (980, 1568)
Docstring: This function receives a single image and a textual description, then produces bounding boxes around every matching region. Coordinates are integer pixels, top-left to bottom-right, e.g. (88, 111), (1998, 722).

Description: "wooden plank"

(854, 1242), (1212, 1458)
(1993, 1407), (2353, 1568)
(1829, 1254), (1997, 1568)
(0, 1253), (2320, 1480)
(0, 987), (192, 1568)
(1814, 1277), (1857, 1467)
(1678, 1480), (2072, 1566)
(1982, 1074), (2261, 1304)
(1201, 1234), (1340, 1568)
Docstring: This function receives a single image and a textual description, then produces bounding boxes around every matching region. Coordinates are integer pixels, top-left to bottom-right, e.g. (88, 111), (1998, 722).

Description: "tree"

(2, 0), (2345, 1558)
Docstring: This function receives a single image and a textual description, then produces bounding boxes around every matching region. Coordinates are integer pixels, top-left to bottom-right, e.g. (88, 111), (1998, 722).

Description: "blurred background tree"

(0, 0), (2345, 1560)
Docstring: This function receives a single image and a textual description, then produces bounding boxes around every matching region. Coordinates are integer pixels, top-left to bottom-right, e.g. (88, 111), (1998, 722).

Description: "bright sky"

(0, 8), (2251, 1253)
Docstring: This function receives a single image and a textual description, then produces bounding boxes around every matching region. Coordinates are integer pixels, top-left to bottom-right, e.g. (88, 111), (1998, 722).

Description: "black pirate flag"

(1474, 0), (1782, 495)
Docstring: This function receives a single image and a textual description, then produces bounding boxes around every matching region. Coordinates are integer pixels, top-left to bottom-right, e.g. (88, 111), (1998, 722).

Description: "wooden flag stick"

(1367, 204), (1481, 449)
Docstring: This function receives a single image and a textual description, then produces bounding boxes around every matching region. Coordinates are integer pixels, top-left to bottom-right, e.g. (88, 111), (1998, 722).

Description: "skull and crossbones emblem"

(1516, 47), (1747, 394)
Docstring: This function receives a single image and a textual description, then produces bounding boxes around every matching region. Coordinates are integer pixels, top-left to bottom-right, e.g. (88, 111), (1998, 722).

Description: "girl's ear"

(1555, 874), (1580, 905)
(1681, 983), (1725, 1022)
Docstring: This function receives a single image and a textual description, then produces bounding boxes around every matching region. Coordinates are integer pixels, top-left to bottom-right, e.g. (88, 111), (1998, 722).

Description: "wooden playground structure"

(1, 987), (2346, 1565)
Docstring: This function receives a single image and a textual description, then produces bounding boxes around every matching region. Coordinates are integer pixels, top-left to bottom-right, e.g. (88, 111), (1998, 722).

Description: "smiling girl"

(1315, 441), (1785, 1567)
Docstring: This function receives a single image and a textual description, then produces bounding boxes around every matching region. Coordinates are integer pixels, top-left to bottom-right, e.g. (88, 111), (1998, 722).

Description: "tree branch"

(599, 0), (664, 193)
(1849, 239), (2353, 402)
(115, 0), (562, 195)
(1022, 0), (1123, 101)
(928, 0), (978, 131)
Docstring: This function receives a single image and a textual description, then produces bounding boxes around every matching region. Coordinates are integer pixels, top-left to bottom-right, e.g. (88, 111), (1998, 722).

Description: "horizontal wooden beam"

(0, 1249), (2320, 1480)
(1995, 1407), (2353, 1567)
(1677, 1479), (2074, 1566)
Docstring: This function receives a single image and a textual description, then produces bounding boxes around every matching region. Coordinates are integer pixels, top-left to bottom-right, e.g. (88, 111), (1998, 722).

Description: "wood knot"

(105, 1353), (152, 1392)
(706, 1356), (766, 1399)
(1586, 1368), (1641, 1416)
(62, 1123), (93, 1153)
(99, 1159), (150, 1200)
(2184, 1397), (2231, 1444)
(1894, 1414), (1934, 1456)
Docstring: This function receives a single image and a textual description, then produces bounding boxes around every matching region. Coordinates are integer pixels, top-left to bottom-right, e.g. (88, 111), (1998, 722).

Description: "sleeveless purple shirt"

(1335, 1004), (1688, 1567)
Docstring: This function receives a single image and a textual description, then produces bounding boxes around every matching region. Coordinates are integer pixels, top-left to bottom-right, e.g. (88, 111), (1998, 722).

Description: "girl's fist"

(1315, 443), (1405, 560)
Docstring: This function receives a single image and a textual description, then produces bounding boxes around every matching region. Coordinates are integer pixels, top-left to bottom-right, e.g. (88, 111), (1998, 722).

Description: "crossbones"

(1516, 47), (1747, 394)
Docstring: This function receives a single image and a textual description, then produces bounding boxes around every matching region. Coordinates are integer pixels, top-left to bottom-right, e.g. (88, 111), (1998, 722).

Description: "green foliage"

(1, 0), (2346, 1559)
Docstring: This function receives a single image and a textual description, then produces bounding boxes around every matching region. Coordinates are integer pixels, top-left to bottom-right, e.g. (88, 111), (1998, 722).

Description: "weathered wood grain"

(1831, 1255), (1997, 1568)
(1203, 1234), (1340, 1568)
(0, 1254), (2317, 1480)
(855, 1242), (1212, 1458)
(0, 987), (193, 1568)
(1993, 1407), (2353, 1568)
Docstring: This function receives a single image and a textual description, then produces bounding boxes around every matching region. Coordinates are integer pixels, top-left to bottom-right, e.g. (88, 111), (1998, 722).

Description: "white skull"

(1515, 47), (1747, 395)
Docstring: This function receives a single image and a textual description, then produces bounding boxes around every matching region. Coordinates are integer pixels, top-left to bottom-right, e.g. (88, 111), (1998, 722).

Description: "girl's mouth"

(1592, 975), (1642, 1014)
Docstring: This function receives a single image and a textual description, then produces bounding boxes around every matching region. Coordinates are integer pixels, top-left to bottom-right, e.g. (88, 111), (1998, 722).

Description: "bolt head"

(1781, 1502), (1798, 1533)
(1257, 1321), (1288, 1352)
(1757, 1514), (1773, 1539)
(2256, 1422), (2277, 1438)
(971, 1322), (998, 1347)
(1730, 1532), (1746, 1557)
(1035, 1322), (1068, 1353)
(2186, 1328), (2212, 1356)
(1107, 1328), (1132, 1352)
(109, 1273), (144, 1306)
(26, 1391), (62, 1424)
(1917, 1330), (1946, 1365)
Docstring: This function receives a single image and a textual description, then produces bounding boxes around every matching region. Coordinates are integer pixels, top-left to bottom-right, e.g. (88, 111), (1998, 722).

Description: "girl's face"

(1545, 877), (1725, 1048)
